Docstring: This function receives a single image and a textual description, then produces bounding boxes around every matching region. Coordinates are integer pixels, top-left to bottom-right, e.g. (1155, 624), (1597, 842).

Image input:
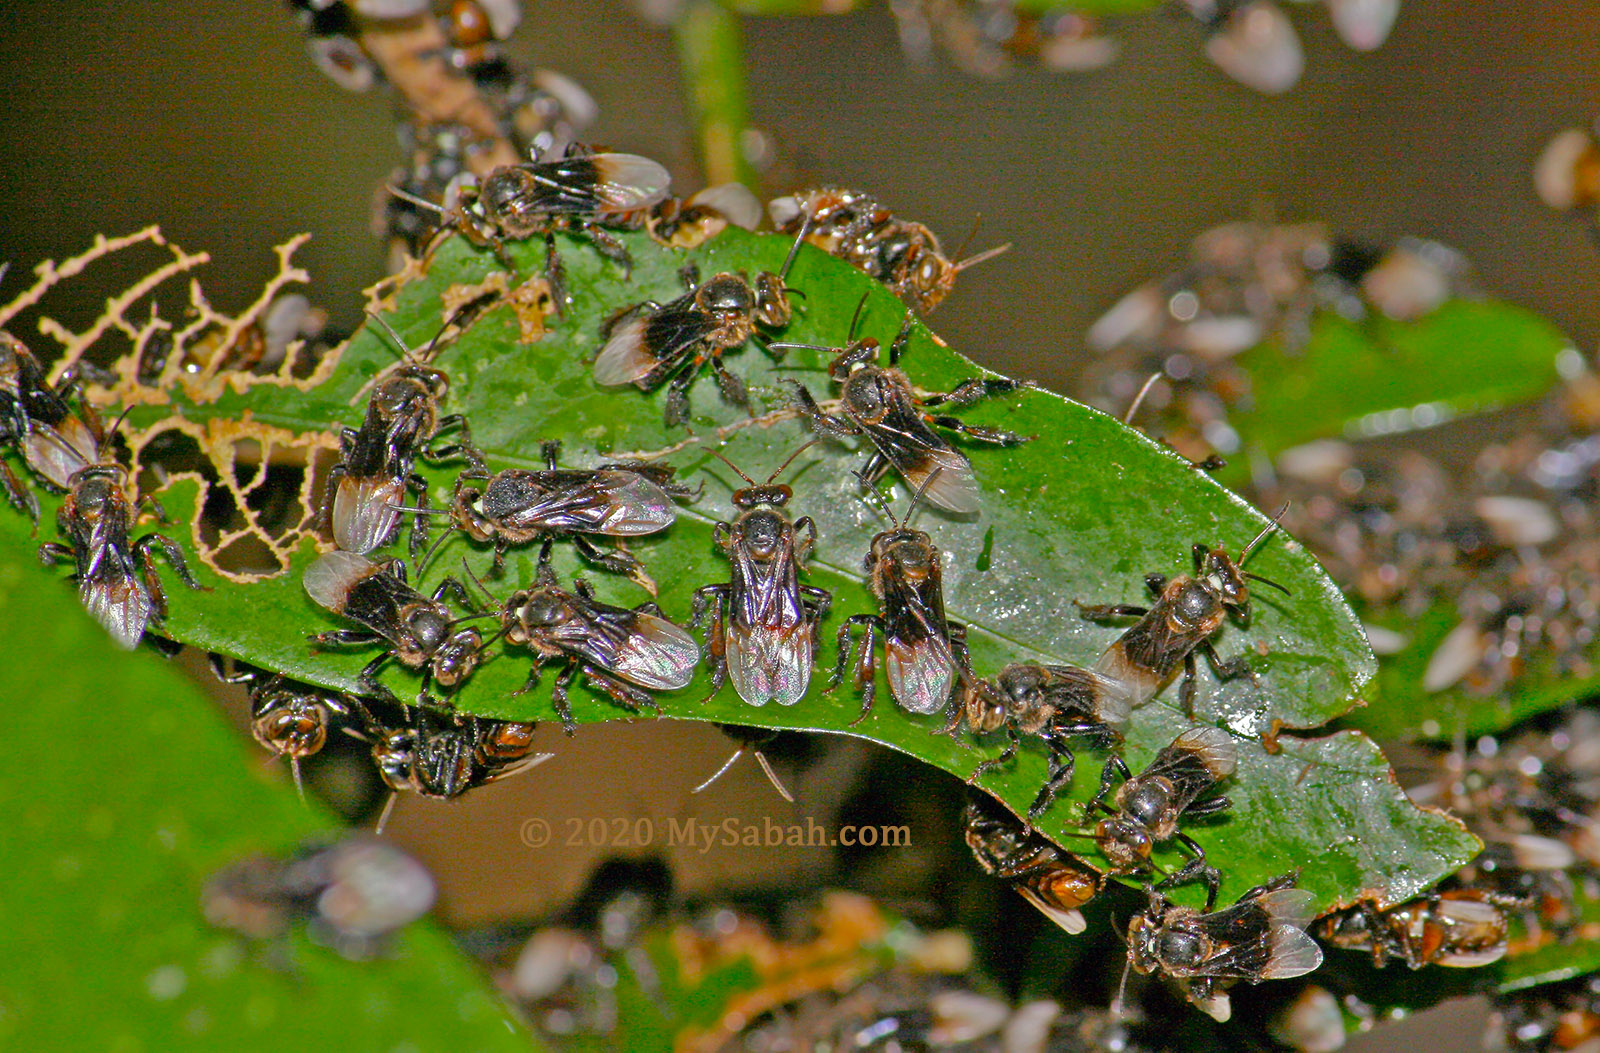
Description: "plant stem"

(672, 1), (758, 189)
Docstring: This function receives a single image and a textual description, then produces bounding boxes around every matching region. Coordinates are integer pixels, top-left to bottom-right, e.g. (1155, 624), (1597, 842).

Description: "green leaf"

(0, 550), (532, 1050)
(3, 225), (1477, 915)
(1231, 302), (1570, 462)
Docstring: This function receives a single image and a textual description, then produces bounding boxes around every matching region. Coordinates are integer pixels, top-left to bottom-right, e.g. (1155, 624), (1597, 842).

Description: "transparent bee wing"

(1169, 725), (1239, 779)
(482, 751), (557, 785)
(332, 475), (404, 553)
(588, 154), (673, 213)
(592, 317), (657, 386)
(1258, 888), (1318, 930)
(1259, 923), (1325, 979)
(1017, 887), (1088, 935)
(886, 638), (955, 715)
(1190, 988), (1232, 1023)
(611, 613), (700, 690)
(23, 418), (97, 489)
(906, 446), (980, 515)
(303, 550), (375, 612)
(728, 623), (813, 706)
(1091, 647), (1158, 721)
(1437, 944), (1507, 968)
(85, 577), (152, 650)
(590, 472), (678, 534)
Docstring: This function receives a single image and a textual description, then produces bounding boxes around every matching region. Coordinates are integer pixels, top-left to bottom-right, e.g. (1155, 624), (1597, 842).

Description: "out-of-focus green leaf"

(0, 552), (532, 1050)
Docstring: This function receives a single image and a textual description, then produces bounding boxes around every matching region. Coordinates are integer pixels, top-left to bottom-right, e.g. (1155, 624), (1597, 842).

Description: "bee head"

(736, 507), (788, 559)
(480, 167), (538, 221)
(1097, 817), (1152, 869)
(731, 483), (792, 510)
(875, 528), (936, 579)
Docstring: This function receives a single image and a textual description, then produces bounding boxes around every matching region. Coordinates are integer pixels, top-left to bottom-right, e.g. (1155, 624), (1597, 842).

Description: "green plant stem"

(673, 1), (758, 189)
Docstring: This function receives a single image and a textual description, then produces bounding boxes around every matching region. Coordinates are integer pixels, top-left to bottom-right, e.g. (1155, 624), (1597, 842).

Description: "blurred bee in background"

(1316, 888), (1519, 969)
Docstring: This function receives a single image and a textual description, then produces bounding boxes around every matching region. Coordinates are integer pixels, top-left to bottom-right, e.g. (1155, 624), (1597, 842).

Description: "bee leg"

(582, 666), (659, 717)
(586, 227), (633, 278)
(921, 376), (1025, 409)
(885, 312), (916, 366)
(403, 474), (432, 558)
(782, 379), (855, 437)
(854, 451), (893, 490)
(691, 587), (728, 701)
(925, 414), (1032, 446)
(709, 356), (749, 410)
(356, 653), (402, 706)
(1082, 754), (1130, 826)
(664, 369), (697, 428)
(143, 566), (171, 624)
(1182, 794), (1232, 819)
(0, 460), (38, 524)
(571, 534), (643, 577)
(633, 600), (666, 617)
(428, 416), (487, 474)
(1144, 572), (1169, 599)
(309, 628), (383, 648)
(431, 576), (478, 612)
(1074, 599), (1149, 622)
(677, 263), (701, 291)
(1178, 654), (1200, 718)
(969, 728), (1019, 783)
(834, 615), (880, 726)
(1027, 739), (1075, 822)
(550, 660), (579, 735)
(543, 232), (569, 316)
(1201, 640), (1256, 683)
(1163, 835), (1222, 911)
(37, 541), (73, 568)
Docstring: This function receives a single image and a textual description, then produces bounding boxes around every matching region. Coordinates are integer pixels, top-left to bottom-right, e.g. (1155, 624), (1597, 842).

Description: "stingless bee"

(326, 312), (485, 556)
(1083, 726), (1237, 908)
(303, 550), (485, 701)
(691, 446), (832, 707)
(952, 662), (1126, 820)
(1124, 872), (1323, 1023)
(497, 563), (700, 734)
(777, 309), (1030, 515)
(1316, 887), (1520, 969)
(39, 463), (203, 649)
(210, 656), (353, 798)
(964, 790), (1106, 935)
(1077, 516), (1286, 718)
(399, 146), (671, 303)
(768, 186), (1008, 313)
(445, 439), (692, 581)
(591, 227), (807, 427)
(0, 330), (108, 517)
(833, 476), (972, 722)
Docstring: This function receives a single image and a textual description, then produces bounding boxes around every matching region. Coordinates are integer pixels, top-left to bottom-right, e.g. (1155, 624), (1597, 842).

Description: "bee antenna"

(692, 748), (744, 795)
(847, 292), (870, 343)
(1123, 372), (1162, 426)
(953, 241), (1012, 273)
(903, 466), (943, 525)
(365, 310), (415, 364)
(413, 522), (457, 578)
(459, 556), (499, 607)
(289, 756), (306, 803)
(387, 184), (446, 216)
(1238, 502), (1288, 565)
(753, 749), (795, 802)
(777, 212), (813, 281)
(707, 446), (757, 488)
(764, 439), (819, 485)
(1111, 951), (1134, 1020)
(765, 341), (835, 353)
(1242, 571), (1291, 596)
(373, 792), (399, 835)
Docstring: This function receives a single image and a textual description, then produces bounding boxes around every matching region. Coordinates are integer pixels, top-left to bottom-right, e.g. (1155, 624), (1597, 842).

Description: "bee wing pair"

(529, 153), (672, 215)
(728, 622), (813, 707)
(592, 297), (716, 388)
(482, 468), (678, 535)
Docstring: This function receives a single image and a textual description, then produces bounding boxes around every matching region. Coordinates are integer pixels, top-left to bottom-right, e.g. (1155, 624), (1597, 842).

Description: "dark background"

(0, 3), (1590, 1048)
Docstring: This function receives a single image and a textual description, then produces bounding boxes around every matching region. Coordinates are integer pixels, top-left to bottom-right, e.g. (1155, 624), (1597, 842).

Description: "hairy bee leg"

(309, 628), (384, 648)
(799, 582), (831, 623)
(132, 532), (202, 592)
(405, 474), (431, 558)
(1201, 639), (1256, 682)
(969, 728), (1019, 783)
(691, 585), (728, 701)
(543, 232), (569, 315)
(922, 376), (1025, 409)
(570, 533), (643, 577)
(782, 379), (857, 439)
(0, 460), (38, 523)
(926, 414), (1031, 446)
(583, 666), (659, 717)
(551, 660), (579, 735)
(356, 653), (402, 706)
(710, 356), (749, 410)
(1083, 753), (1132, 826)
(664, 369), (697, 428)
(1027, 742), (1076, 821)
(1184, 795), (1232, 818)
(1074, 600), (1149, 621)
(430, 575), (478, 612)
(833, 615), (880, 726)
(1179, 654), (1200, 719)
(586, 226), (633, 278)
